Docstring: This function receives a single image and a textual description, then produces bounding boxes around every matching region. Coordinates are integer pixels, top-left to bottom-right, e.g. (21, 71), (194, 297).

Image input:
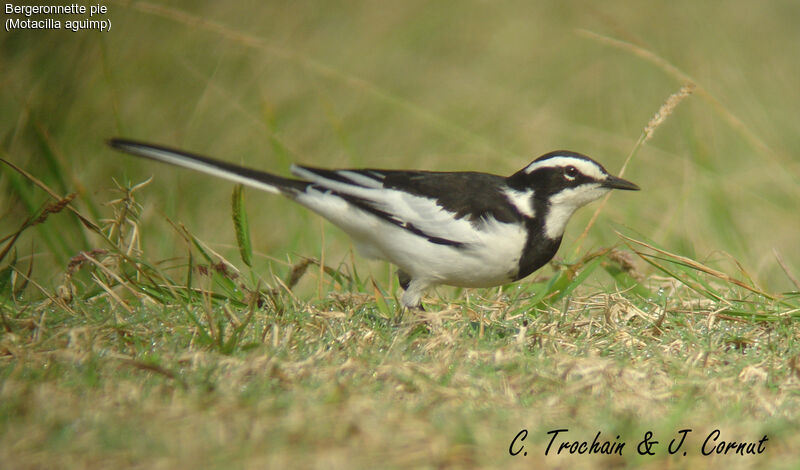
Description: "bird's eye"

(564, 166), (578, 180)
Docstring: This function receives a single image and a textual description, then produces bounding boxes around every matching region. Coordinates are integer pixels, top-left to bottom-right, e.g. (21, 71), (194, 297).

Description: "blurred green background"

(2, 0), (799, 293)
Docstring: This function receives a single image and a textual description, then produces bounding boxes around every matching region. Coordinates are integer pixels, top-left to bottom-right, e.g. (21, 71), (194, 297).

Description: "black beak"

(603, 174), (640, 191)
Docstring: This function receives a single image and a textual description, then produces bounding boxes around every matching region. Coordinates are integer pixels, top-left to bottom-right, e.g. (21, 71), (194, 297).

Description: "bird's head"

(506, 151), (639, 238)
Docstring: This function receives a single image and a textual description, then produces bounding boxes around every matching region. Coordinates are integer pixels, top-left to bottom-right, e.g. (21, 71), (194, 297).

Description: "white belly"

(296, 188), (528, 288)
(355, 215), (526, 288)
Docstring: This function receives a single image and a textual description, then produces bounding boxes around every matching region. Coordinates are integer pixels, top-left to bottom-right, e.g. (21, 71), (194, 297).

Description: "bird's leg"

(397, 270), (411, 291)
(400, 277), (428, 313)
(392, 270), (413, 324)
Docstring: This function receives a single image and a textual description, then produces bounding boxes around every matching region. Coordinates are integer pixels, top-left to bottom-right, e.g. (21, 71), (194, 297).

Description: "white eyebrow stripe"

(524, 156), (607, 180)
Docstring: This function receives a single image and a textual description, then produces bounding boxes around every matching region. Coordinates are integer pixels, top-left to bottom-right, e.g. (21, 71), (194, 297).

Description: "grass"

(3, 1), (800, 468)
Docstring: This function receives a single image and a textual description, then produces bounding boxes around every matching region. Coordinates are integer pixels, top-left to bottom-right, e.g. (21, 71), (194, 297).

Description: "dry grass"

(2, 278), (798, 469)
(1, 184), (798, 467)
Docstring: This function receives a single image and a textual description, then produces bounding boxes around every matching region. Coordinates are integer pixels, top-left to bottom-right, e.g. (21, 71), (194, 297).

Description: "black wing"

(292, 166), (524, 224)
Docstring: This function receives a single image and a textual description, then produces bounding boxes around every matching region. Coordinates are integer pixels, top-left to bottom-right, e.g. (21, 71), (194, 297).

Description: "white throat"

(543, 184), (610, 239)
(543, 203), (579, 239)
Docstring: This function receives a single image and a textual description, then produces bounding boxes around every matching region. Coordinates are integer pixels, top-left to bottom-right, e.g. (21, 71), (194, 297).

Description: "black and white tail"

(107, 139), (309, 196)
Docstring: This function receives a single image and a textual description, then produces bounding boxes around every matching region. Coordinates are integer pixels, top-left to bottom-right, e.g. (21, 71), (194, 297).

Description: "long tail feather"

(107, 139), (308, 195)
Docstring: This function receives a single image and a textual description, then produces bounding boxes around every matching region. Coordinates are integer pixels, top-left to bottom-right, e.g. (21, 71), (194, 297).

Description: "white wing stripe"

(338, 170), (384, 188)
(292, 164), (521, 246)
(503, 188), (536, 218)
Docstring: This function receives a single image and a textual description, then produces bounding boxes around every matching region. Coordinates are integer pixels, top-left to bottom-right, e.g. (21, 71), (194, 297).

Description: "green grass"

(3, 1), (800, 468)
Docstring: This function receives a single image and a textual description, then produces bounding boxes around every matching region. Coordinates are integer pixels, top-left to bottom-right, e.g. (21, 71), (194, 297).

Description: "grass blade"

(231, 184), (253, 267)
(618, 232), (773, 299)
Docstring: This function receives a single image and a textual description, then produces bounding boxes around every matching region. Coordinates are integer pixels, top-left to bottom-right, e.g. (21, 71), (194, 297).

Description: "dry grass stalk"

(0, 156), (99, 232)
(617, 232), (773, 298)
(774, 248), (800, 291)
(572, 84), (694, 256)
(32, 193), (77, 225)
(642, 83), (695, 145)
(576, 29), (776, 159)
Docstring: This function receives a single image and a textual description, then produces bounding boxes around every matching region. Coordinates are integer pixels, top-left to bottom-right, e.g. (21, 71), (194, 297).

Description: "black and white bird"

(108, 139), (639, 309)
